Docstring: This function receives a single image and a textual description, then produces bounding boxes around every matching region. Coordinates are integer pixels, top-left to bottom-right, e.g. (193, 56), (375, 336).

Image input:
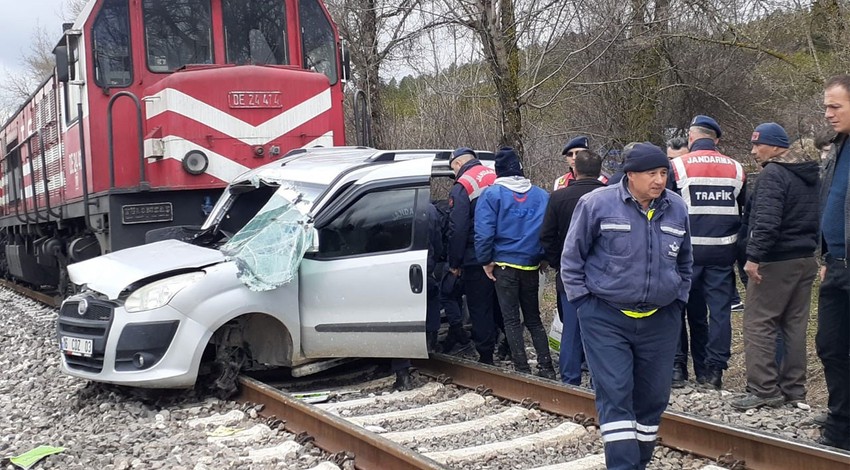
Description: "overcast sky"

(0, 0), (72, 75)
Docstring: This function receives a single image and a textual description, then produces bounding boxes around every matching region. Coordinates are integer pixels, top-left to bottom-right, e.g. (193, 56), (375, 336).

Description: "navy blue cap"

(562, 136), (589, 155)
(751, 122), (789, 148)
(450, 147), (476, 163)
(690, 115), (722, 138)
(623, 143), (669, 172)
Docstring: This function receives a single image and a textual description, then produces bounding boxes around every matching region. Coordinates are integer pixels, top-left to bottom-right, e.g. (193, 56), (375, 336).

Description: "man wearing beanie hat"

(475, 147), (557, 379)
(668, 114), (746, 391)
(731, 123), (820, 411)
(561, 142), (692, 470)
(554, 135), (609, 190)
(445, 146), (500, 364)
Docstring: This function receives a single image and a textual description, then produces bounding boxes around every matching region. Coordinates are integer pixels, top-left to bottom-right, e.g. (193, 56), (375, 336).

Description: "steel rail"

(0, 280), (61, 308)
(413, 354), (850, 470)
(237, 376), (445, 470)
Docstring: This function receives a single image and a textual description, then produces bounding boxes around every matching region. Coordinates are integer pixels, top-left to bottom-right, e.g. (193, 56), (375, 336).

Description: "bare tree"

(327, 0), (444, 148)
(1, 0), (84, 118)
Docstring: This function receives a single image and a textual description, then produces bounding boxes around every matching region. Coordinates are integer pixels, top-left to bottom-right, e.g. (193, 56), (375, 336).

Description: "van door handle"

(409, 264), (423, 293)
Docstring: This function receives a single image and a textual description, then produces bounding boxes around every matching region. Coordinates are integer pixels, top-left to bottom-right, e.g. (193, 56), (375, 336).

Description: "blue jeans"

(677, 265), (733, 376)
(558, 290), (584, 385)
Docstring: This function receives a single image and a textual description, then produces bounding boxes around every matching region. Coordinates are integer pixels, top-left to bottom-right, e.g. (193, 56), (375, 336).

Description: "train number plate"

(228, 91), (282, 109)
(61, 336), (93, 357)
(122, 202), (173, 225)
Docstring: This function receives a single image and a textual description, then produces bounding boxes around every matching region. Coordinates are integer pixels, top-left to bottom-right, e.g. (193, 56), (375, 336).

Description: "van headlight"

(125, 272), (206, 313)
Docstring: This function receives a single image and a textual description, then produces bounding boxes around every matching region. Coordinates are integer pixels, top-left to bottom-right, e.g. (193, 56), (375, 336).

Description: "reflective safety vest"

(553, 171), (609, 191)
(458, 165), (497, 200)
(671, 149), (745, 265)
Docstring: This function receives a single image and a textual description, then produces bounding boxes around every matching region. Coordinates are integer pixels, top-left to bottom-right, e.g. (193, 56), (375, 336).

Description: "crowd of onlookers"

(408, 74), (849, 469)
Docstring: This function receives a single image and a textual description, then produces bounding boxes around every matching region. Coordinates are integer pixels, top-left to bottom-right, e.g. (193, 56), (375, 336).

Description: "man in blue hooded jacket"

(475, 147), (556, 378)
(562, 143), (692, 470)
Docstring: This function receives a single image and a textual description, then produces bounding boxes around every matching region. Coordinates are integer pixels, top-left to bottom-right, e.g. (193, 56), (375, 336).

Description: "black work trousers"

(460, 267), (498, 356)
(817, 255), (850, 445)
(493, 266), (552, 372)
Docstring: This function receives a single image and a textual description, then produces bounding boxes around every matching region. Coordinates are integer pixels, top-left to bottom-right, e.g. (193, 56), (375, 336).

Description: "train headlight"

(182, 150), (209, 175)
(125, 272), (206, 313)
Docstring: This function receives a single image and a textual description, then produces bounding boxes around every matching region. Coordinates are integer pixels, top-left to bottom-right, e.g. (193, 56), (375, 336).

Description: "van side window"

(318, 188), (415, 257)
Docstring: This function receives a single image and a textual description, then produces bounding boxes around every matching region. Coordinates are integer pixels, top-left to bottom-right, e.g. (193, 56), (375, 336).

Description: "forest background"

(1, 0), (847, 186)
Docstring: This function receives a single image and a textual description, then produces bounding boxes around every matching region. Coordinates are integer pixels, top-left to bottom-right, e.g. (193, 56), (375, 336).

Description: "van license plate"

(61, 336), (93, 357)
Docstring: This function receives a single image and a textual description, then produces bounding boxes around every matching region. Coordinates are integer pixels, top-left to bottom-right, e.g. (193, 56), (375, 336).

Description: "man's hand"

(450, 267), (462, 277)
(819, 264), (827, 282)
(744, 260), (762, 285)
(483, 262), (496, 281)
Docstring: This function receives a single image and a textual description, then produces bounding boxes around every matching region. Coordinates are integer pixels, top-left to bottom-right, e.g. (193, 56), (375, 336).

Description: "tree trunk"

(474, 0), (524, 156)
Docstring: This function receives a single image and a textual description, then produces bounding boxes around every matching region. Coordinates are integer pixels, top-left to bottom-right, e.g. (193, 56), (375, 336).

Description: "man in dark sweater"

(539, 150), (606, 384)
(817, 74), (850, 450)
(731, 123), (820, 411)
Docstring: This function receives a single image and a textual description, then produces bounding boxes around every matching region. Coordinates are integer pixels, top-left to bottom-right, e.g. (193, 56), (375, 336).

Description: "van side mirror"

(55, 46), (69, 83)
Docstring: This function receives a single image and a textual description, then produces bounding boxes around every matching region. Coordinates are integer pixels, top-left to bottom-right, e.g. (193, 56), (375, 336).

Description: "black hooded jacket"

(745, 161), (821, 263)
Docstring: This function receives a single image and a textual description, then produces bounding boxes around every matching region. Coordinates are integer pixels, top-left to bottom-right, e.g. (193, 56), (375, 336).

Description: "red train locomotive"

(0, 0), (346, 292)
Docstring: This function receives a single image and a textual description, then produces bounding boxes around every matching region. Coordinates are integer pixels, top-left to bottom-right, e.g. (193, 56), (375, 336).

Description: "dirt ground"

(538, 272), (828, 407)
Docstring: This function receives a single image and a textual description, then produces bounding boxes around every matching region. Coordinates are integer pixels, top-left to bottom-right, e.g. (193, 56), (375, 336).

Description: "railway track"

(4, 280), (846, 469)
(237, 354), (850, 470)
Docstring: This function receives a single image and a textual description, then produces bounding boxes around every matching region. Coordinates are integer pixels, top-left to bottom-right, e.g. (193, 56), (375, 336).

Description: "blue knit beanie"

(622, 143), (669, 172)
(495, 147), (524, 177)
(751, 123), (790, 148)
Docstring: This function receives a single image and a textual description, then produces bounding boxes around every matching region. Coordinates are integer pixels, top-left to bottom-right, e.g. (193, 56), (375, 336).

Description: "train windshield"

(143, 0), (213, 72)
(222, 0), (288, 65)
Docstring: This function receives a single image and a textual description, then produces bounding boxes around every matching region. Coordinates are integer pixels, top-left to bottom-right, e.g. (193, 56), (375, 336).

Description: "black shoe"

(536, 365), (557, 380)
(672, 364), (687, 389)
(703, 368), (722, 390)
(477, 350), (494, 365)
(426, 331), (439, 353)
(495, 336), (512, 361)
(441, 324), (469, 352)
(392, 368), (415, 391)
(730, 393), (784, 411)
(817, 434), (850, 451)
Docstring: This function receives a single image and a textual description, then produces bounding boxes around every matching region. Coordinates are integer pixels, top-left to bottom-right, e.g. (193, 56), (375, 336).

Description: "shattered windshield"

(219, 181), (324, 291)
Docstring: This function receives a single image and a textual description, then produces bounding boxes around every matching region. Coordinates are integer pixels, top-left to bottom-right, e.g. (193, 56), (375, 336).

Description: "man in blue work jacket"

(562, 143), (693, 470)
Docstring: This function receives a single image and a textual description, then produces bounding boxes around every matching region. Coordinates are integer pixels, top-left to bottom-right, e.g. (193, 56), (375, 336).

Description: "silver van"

(57, 147), (492, 391)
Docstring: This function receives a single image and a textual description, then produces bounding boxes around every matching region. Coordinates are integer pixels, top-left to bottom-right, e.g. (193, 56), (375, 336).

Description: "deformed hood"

(68, 239), (225, 299)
